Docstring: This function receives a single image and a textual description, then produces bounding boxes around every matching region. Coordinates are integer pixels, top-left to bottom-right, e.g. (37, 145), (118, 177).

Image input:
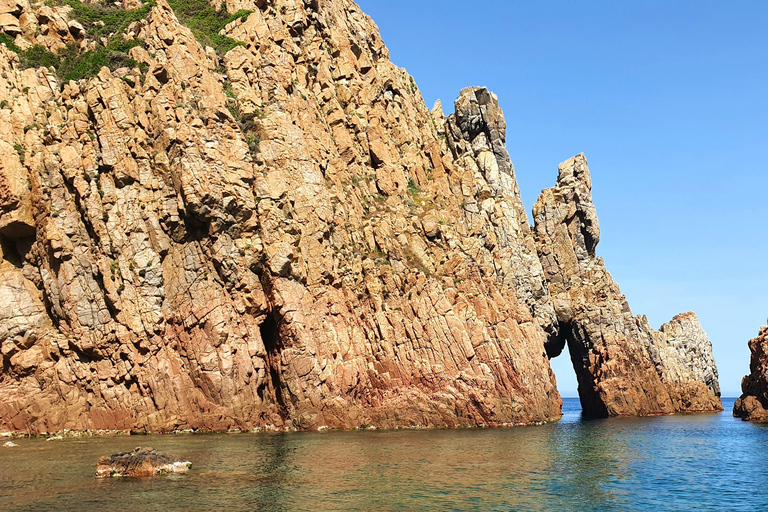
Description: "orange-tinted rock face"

(532, 155), (722, 417)
(0, 0), (563, 433)
(0, 0), (720, 433)
(734, 325), (768, 421)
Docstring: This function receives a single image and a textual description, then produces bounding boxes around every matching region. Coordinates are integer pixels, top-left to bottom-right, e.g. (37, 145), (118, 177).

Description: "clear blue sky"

(356, 0), (768, 397)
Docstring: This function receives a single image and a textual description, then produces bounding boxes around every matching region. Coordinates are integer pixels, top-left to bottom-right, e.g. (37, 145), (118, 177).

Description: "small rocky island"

(734, 324), (768, 421)
(96, 447), (191, 477)
(0, 0), (721, 433)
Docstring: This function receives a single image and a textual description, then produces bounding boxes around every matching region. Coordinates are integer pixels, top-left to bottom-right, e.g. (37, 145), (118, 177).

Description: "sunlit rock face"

(532, 154), (722, 417)
(0, 0), (720, 434)
(0, 0), (563, 433)
(734, 324), (768, 421)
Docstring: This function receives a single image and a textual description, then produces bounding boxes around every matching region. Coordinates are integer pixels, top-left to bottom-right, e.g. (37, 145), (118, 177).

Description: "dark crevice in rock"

(560, 322), (609, 418)
(577, 212), (597, 257)
(68, 340), (98, 364)
(1, 352), (10, 376)
(182, 213), (209, 242)
(260, 312), (288, 418)
(42, 245), (62, 330)
(0, 219), (36, 239)
(544, 325), (566, 359)
(94, 267), (120, 320)
(0, 234), (33, 268)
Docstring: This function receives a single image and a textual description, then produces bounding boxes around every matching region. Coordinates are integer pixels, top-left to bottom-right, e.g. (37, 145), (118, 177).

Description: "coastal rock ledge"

(0, 0), (720, 433)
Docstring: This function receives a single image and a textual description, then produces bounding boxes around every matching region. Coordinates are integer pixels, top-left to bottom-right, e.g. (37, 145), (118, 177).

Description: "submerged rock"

(532, 154), (722, 416)
(96, 447), (191, 478)
(734, 324), (768, 421)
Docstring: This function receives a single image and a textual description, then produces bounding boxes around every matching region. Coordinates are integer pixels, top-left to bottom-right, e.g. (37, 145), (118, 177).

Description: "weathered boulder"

(532, 154), (721, 416)
(96, 447), (191, 477)
(734, 324), (768, 421)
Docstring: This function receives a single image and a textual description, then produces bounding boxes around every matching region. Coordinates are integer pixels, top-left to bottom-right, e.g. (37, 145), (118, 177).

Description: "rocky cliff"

(0, 0), (720, 433)
(734, 324), (768, 421)
(532, 154), (721, 416)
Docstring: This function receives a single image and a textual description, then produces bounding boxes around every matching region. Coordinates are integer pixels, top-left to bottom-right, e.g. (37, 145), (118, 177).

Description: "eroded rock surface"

(0, 0), (85, 52)
(734, 324), (768, 421)
(652, 312), (721, 403)
(96, 447), (191, 477)
(444, 87), (559, 345)
(0, 0), (562, 433)
(532, 154), (722, 416)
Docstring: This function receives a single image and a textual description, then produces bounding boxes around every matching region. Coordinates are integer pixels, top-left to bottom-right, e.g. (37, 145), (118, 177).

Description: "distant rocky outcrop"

(532, 154), (721, 416)
(0, 0), (720, 433)
(96, 447), (191, 477)
(734, 324), (768, 421)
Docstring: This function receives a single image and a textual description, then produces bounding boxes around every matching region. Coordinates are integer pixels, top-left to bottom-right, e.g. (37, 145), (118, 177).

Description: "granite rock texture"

(734, 324), (768, 421)
(444, 87), (559, 346)
(0, 0), (720, 433)
(0, 0), (85, 52)
(0, 0), (562, 433)
(532, 154), (722, 416)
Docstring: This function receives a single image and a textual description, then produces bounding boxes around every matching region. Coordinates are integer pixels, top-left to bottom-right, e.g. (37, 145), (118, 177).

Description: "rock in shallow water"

(96, 447), (191, 478)
(734, 324), (768, 421)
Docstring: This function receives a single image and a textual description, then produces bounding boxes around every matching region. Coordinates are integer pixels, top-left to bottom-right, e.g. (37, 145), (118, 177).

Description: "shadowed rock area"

(0, 0), (720, 432)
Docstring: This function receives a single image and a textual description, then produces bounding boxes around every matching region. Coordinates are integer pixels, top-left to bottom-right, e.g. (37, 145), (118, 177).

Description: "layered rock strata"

(532, 154), (722, 416)
(734, 324), (768, 421)
(0, 0), (563, 433)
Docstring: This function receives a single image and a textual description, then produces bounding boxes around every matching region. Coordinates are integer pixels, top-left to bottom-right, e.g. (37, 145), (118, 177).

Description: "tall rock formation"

(734, 324), (768, 421)
(0, 0), (563, 433)
(0, 0), (721, 433)
(532, 154), (722, 416)
(444, 87), (559, 347)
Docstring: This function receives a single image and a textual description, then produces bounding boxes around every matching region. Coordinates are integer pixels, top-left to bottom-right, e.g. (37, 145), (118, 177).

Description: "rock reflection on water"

(2, 399), (768, 511)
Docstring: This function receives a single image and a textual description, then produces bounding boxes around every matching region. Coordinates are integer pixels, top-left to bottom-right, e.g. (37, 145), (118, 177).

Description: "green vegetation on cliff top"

(165, 0), (250, 54)
(0, 0), (250, 82)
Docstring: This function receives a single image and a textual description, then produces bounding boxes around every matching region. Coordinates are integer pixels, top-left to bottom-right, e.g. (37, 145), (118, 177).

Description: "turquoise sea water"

(1, 397), (766, 511)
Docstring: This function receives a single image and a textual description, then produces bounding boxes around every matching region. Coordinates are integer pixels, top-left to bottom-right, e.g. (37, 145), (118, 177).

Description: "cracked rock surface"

(532, 154), (721, 416)
(0, 0), (563, 432)
(0, 0), (721, 433)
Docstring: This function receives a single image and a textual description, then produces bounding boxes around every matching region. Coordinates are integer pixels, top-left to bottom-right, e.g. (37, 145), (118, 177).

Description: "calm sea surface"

(1, 398), (766, 511)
